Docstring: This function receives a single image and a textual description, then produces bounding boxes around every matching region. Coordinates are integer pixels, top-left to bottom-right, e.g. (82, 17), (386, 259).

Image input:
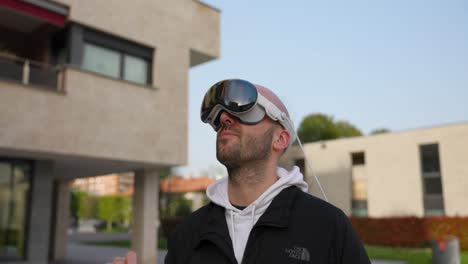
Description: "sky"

(175, 0), (468, 177)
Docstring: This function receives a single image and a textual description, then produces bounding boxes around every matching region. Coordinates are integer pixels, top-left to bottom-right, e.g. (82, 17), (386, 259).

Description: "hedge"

(350, 216), (468, 250)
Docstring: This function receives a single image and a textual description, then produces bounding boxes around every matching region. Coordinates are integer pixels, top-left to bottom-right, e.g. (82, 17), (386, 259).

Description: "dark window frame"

(419, 143), (445, 216)
(351, 152), (365, 166)
(68, 24), (153, 86)
(350, 151), (367, 217)
(351, 199), (368, 217)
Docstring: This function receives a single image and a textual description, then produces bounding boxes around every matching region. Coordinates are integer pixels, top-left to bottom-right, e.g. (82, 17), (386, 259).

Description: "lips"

(219, 131), (237, 138)
(217, 129), (239, 139)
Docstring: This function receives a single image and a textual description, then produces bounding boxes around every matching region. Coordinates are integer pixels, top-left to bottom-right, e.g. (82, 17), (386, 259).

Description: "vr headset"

(200, 79), (296, 147)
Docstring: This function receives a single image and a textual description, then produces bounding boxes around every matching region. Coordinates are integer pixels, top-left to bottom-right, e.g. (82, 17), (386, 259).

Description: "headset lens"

(201, 79), (258, 122)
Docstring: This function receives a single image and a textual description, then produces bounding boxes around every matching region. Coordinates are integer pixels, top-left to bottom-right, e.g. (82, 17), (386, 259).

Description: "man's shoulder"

(187, 202), (217, 222)
(169, 202), (219, 237)
(291, 187), (348, 221)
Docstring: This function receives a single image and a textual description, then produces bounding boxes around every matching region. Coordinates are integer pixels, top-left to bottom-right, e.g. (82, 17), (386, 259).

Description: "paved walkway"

(63, 233), (405, 264)
(62, 233), (166, 264)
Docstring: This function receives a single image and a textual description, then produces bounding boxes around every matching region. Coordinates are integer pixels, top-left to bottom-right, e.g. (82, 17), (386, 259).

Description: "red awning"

(0, 0), (67, 27)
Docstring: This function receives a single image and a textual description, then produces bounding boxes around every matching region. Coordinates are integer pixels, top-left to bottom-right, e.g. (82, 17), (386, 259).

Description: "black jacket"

(165, 186), (371, 264)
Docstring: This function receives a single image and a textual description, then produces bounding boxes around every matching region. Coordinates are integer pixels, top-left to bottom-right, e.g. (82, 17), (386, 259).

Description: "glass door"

(0, 160), (31, 260)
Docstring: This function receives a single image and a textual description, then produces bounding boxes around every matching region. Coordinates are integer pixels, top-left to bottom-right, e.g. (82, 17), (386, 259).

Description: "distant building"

(280, 122), (468, 218)
(160, 176), (214, 193)
(0, 0), (219, 263)
(71, 172), (134, 196)
(160, 176), (215, 211)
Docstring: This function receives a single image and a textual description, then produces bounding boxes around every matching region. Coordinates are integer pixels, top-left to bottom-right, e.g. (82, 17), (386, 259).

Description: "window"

(82, 42), (150, 85)
(421, 144), (441, 173)
(352, 200), (368, 217)
(351, 152), (365, 165)
(295, 159), (305, 174)
(69, 24), (153, 86)
(351, 179), (368, 216)
(351, 152), (367, 216)
(424, 177), (443, 195)
(419, 144), (444, 216)
(0, 159), (31, 260)
(123, 54), (149, 84)
(82, 43), (120, 79)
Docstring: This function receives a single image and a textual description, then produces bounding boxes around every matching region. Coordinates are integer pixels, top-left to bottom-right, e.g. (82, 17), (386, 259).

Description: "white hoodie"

(206, 166), (308, 264)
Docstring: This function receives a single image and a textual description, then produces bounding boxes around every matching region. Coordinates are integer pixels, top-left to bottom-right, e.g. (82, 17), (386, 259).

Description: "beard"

(216, 125), (275, 170)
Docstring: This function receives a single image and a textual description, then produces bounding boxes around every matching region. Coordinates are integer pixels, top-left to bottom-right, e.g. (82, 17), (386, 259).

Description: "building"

(160, 176), (214, 211)
(159, 175), (214, 193)
(0, 0), (220, 263)
(71, 172), (134, 196)
(280, 122), (468, 218)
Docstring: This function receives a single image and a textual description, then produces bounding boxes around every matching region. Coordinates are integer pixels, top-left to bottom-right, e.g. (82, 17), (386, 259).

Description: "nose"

(219, 111), (236, 127)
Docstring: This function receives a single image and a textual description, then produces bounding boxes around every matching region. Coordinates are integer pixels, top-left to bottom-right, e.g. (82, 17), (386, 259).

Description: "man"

(113, 79), (370, 264)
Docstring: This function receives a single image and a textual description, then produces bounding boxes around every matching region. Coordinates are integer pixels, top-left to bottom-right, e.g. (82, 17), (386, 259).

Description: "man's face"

(216, 111), (277, 169)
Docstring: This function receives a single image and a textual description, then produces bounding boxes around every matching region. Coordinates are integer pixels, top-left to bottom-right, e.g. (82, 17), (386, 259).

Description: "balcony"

(190, 0), (220, 66)
(0, 0), (68, 91)
(0, 53), (64, 92)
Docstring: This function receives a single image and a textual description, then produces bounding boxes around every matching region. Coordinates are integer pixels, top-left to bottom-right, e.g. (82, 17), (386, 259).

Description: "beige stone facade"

(1, 0), (220, 175)
(280, 122), (468, 218)
(0, 0), (219, 263)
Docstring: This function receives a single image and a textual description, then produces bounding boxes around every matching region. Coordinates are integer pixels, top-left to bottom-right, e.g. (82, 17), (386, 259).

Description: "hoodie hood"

(206, 166), (308, 263)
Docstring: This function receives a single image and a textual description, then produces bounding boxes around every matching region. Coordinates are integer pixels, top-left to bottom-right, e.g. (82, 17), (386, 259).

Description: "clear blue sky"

(175, 0), (468, 177)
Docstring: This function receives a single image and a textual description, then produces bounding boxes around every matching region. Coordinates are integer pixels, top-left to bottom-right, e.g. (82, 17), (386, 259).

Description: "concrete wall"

(132, 170), (159, 264)
(0, 69), (179, 165)
(56, 0), (220, 66)
(281, 122), (468, 217)
(51, 179), (71, 260)
(27, 160), (54, 264)
(436, 124), (468, 216)
(190, 1), (221, 65)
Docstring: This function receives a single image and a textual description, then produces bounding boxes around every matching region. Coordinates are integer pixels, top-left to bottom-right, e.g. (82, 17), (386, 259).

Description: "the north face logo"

(284, 246), (310, 261)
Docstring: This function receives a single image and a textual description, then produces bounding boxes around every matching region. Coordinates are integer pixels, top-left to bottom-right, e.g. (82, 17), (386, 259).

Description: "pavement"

(63, 232), (405, 264)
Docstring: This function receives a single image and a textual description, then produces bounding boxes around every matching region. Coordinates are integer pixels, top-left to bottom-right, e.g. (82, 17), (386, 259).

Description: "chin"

(217, 151), (236, 165)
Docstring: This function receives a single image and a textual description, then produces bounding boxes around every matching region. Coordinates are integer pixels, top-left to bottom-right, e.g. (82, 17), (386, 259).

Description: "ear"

(272, 128), (290, 153)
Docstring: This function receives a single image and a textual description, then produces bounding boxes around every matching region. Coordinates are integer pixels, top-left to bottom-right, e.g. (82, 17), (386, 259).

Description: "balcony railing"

(0, 53), (64, 92)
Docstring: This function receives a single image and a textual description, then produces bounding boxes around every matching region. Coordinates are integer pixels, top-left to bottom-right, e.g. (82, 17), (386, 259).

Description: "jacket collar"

(194, 186), (300, 247)
(254, 185), (298, 228)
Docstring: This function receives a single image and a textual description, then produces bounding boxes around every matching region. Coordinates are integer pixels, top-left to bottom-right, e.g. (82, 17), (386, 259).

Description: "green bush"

(115, 195), (132, 227)
(75, 191), (98, 220)
(95, 195), (133, 232)
(160, 193), (192, 217)
(98, 196), (119, 232)
(71, 190), (133, 232)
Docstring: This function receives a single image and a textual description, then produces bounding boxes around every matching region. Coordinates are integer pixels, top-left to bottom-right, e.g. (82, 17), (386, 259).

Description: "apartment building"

(71, 172), (134, 196)
(0, 1), (220, 263)
(280, 122), (468, 218)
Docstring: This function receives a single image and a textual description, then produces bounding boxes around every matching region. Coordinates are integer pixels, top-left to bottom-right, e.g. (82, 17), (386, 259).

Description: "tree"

(98, 196), (118, 232)
(370, 128), (390, 135)
(297, 114), (338, 143)
(159, 168), (171, 179)
(115, 196), (132, 228)
(77, 192), (98, 220)
(160, 193), (193, 217)
(335, 121), (362, 138)
(297, 113), (362, 143)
